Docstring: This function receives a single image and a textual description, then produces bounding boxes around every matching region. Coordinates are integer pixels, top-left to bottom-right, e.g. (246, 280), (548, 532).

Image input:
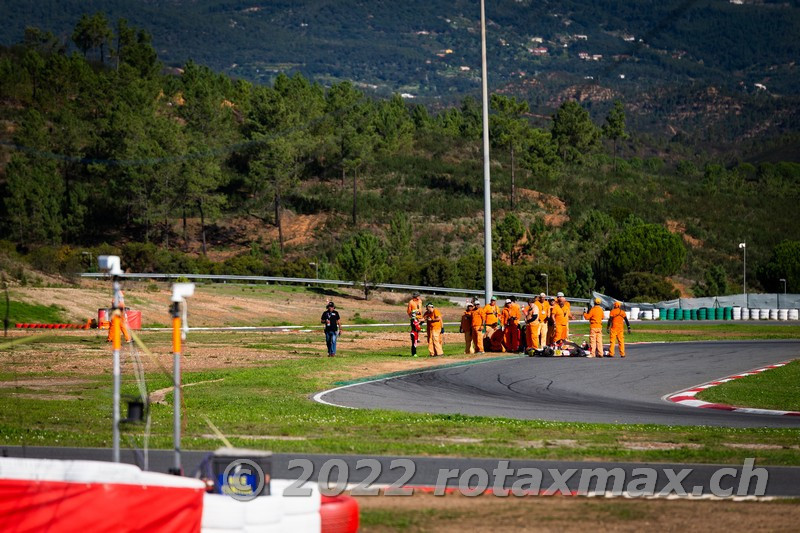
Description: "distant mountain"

(3, 0), (800, 151)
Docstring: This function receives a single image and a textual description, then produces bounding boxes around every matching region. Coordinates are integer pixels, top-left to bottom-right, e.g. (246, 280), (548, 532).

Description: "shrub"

(616, 272), (680, 302)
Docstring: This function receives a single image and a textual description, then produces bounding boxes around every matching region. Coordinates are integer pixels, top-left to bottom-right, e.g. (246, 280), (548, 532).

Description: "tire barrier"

(320, 495), (360, 533)
(650, 306), (800, 321)
(202, 478), (323, 533)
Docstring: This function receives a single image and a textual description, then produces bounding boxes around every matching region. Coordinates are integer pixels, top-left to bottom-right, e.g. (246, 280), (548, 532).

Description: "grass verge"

(696, 360), (800, 411)
(0, 325), (798, 465)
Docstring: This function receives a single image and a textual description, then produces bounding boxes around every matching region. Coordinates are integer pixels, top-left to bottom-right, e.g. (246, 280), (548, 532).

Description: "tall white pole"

(738, 242), (747, 305)
(480, 0), (493, 303)
(743, 244), (746, 296)
(111, 278), (122, 463)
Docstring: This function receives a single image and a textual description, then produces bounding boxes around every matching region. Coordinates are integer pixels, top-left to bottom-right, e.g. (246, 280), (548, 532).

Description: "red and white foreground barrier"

(0, 458), (358, 533)
(0, 458), (206, 532)
(665, 361), (800, 416)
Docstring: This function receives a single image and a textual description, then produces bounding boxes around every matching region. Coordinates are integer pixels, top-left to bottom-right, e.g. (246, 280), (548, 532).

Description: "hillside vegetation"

(2, 0), (800, 152)
(1, 18), (799, 301)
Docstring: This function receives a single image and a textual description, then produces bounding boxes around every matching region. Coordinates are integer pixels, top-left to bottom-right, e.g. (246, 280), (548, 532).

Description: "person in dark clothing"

(321, 301), (342, 357)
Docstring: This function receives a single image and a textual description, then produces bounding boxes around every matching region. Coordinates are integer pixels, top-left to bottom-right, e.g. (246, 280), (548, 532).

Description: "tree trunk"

(612, 139), (618, 174)
(510, 144), (516, 210)
(144, 198), (150, 243)
(352, 168), (357, 226)
(198, 199), (207, 256)
(163, 215), (169, 248)
(182, 205), (188, 251)
(275, 189), (284, 252)
(341, 166), (345, 188)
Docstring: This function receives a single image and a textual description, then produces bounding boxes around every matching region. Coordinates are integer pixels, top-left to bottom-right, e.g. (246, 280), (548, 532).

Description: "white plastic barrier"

(759, 309), (770, 320)
(640, 310), (653, 320)
(768, 309), (779, 320)
(732, 307), (741, 320)
(740, 308), (749, 320)
(630, 307), (640, 321)
(201, 478), (321, 533)
(778, 309), (789, 321)
(790, 309), (800, 321)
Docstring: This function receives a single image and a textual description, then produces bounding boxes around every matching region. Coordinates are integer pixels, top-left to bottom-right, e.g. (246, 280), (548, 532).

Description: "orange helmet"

(613, 301), (621, 308)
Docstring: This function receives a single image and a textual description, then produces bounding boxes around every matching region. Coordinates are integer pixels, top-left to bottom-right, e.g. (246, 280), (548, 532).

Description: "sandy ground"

(8, 281), (467, 327)
(0, 329), (499, 380)
(355, 492), (800, 532)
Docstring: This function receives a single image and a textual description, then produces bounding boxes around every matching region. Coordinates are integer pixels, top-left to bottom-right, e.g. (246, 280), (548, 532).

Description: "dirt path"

(9, 282), (460, 327)
(356, 492), (800, 532)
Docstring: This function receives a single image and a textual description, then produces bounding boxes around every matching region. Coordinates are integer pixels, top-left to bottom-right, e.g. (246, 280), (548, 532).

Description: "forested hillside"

(1, 16), (799, 300)
(2, 0), (800, 153)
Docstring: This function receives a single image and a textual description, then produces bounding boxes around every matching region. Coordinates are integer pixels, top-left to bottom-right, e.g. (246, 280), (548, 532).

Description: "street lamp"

(779, 278), (786, 309)
(309, 262), (318, 280)
(738, 242), (746, 300)
(81, 251), (93, 271)
(541, 273), (549, 296)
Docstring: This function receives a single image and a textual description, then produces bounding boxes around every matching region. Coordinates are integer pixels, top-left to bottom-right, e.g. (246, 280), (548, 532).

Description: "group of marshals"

(326, 292), (630, 358)
(407, 292), (632, 358)
(583, 297), (632, 358)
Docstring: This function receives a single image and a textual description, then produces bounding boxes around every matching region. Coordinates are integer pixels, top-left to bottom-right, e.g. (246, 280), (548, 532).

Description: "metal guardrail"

(80, 273), (592, 304)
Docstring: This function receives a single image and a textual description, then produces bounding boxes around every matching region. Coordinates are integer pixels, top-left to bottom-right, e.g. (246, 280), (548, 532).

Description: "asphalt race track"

(315, 340), (800, 428)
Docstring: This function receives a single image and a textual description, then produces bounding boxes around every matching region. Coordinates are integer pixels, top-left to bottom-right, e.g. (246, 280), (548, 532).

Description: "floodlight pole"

(480, 0), (493, 303)
(739, 242), (747, 301)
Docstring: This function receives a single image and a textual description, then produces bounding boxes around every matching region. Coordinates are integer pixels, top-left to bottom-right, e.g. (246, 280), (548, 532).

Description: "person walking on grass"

(321, 301), (342, 357)
(423, 303), (444, 357)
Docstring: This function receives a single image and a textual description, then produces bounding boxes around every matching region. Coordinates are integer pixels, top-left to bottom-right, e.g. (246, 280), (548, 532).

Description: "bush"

(597, 220), (686, 291)
(616, 272), (680, 302)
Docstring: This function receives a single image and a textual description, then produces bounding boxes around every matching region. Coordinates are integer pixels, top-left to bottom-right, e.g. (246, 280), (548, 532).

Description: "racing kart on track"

(527, 341), (591, 358)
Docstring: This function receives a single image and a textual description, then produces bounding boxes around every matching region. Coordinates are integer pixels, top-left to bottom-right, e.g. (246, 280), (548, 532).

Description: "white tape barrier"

(201, 479), (321, 533)
(0, 457), (203, 489)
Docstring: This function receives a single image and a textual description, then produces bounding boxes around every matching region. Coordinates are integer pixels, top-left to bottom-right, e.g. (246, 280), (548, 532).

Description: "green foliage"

(598, 221), (686, 292)
(758, 240), (800, 293)
(335, 231), (389, 299)
(602, 100), (629, 172)
(494, 213), (525, 265)
(0, 14), (798, 305)
(419, 257), (459, 289)
(616, 272), (680, 302)
(693, 265), (730, 297)
(6, 300), (68, 324)
(551, 101), (600, 163)
(72, 12), (112, 63)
